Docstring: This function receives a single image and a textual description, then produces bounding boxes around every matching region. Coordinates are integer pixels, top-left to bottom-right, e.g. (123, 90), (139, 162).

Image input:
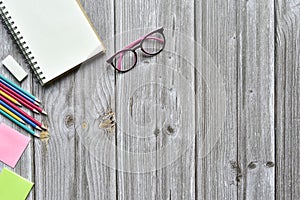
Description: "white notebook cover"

(1, 0), (105, 85)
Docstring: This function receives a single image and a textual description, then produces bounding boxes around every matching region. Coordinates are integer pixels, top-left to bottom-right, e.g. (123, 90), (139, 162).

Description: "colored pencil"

(0, 109), (39, 137)
(0, 82), (46, 114)
(0, 79), (35, 104)
(0, 86), (39, 114)
(0, 104), (25, 124)
(0, 95), (46, 130)
(0, 90), (22, 106)
(0, 100), (42, 131)
(0, 78), (39, 105)
(0, 75), (41, 103)
(0, 82), (46, 115)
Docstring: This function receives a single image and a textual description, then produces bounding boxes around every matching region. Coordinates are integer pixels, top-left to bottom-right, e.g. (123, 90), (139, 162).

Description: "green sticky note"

(0, 168), (34, 200)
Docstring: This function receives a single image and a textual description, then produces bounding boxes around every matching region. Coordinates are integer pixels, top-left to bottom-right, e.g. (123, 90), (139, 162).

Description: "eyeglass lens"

(113, 50), (136, 71)
(142, 32), (165, 55)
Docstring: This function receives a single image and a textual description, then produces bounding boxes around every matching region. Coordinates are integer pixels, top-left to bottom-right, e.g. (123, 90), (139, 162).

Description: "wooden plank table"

(0, 0), (299, 199)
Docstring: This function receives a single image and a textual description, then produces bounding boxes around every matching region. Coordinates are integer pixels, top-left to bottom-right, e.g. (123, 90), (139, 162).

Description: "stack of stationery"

(0, 75), (47, 138)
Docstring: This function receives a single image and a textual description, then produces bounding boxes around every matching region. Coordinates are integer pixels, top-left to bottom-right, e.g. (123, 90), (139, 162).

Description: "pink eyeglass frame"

(106, 27), (165, 73)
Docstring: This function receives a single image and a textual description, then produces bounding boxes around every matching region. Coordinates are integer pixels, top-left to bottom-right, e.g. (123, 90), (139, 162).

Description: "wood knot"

(265, 161), (275, 168)
(40, 131), (50, 143)
(99, 110), (115, 133)
(230, 160), (242, 182)
(82, 121), (88, 129)
(154, 128), (160, 136)
(164, 124), (176, 135)
(167, 125), (175, 134)
(248, 161), (258, 169)
(65, 115), (74, 127)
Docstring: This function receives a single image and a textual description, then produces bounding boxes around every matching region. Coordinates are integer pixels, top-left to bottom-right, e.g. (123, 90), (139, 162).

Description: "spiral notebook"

(0, 0), (105, 85)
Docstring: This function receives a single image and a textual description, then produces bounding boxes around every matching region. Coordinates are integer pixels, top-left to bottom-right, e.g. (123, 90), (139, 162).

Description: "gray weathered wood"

(74, 0), (117, 199)
(195, 0), (238, 199)
(33, 72), (76, 199)
(275, 0), (300, 199)
(0, 0), (299, 199)
(114, 0), (197, 199)
(236, 0), (275, 199)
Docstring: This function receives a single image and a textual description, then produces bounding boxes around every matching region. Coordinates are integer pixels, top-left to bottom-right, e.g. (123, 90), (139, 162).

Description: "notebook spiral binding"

(0, 1), (45, 83)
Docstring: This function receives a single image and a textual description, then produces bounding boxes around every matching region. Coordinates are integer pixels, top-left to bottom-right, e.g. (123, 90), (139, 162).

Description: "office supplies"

(0, 79), (36, 104)
(0, 0), (105, 85)
(0, 75), (40, 103)
(0, 95), (46, 130)
(0, 90), (21, 106)
(0, 110), (37, 137)
(0, 123), (30, 168)
(0, 100), (42, 130)
(2, 55), (28, 82)
(0, 86), (39, 113)
(0, 104), (25, 124)
(0, 168), (34, 199)
(0, 83), (46, 114)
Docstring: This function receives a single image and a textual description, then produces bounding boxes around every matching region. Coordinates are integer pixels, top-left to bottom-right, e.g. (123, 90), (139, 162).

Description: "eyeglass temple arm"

(117, 37), (164, 70)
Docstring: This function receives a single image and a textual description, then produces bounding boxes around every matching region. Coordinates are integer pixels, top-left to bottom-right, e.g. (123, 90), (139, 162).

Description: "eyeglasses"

(106, 27), (166, 73)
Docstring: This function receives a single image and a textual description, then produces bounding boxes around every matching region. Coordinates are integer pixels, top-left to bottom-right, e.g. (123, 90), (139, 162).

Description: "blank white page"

(2, 0), (105, 85)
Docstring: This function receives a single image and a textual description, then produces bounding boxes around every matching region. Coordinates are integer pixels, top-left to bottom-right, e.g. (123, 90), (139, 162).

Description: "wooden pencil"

(0, 95), (47, 130)
(0, 90), (21, 106)
(0, 82), (46, 114)
(0, 109), (39, 137)
(0, 104), (25, 124)
(0, 99), (42, 131)
(0, 75), (41, 103)
(0, 86), (39, 114)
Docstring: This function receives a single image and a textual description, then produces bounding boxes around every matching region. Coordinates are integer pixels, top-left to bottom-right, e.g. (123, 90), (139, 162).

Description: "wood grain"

(74, 0), (117, 199)
(236, 0), (275, 199)
(275, 0), (300, 199)
(195, 0), (238, 199)
(0, 0), (299, 199)
(114, 1), (163, 199)
(113, 0), (198, 199)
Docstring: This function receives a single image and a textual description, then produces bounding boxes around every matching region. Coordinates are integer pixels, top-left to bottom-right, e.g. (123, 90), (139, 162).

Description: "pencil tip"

(20, 119), (26, 124)
(41, 125), (48, 130)
(36, 126), (42, 131)
(33, 109), (39, 114)
(35, 98), (41, 103)
(16, 102), (22, 106)
(42, 110), (48, 115)
(34, 101), (40, 106)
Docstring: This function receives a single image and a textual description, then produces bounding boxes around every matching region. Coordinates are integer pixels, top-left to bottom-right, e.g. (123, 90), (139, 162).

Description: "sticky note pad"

(2, 55), (28, 82)
(0, 168), (34, 200)
(0, 123), (30, 168)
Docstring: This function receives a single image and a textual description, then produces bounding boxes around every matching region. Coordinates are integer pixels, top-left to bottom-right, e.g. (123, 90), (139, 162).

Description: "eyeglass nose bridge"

(132, 44), (142, 51)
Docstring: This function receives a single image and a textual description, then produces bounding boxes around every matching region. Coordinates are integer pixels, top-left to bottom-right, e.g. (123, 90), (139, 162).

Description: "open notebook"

(0, 0), (105, 85)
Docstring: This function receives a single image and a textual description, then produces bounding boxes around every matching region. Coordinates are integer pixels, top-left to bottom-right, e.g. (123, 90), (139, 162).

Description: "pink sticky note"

(0, 123), (30, 168)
